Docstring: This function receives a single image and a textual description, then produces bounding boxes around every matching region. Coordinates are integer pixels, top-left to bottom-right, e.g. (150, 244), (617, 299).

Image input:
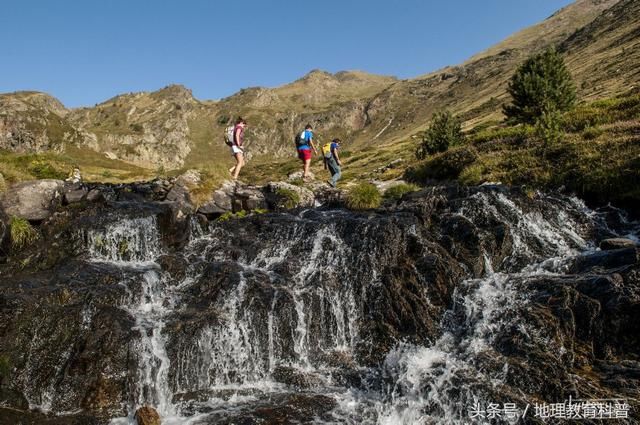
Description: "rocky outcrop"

(0, 92), (93, 154)
(165, 169), (201, 207)
(197, 181), (267, 215)
(263, 182), (315, 210)
(0, 182), (638, 423)
(0, 179), (64, 221)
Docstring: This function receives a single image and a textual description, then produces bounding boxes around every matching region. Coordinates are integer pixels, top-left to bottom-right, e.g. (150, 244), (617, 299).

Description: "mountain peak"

(152, 84), (194, 103)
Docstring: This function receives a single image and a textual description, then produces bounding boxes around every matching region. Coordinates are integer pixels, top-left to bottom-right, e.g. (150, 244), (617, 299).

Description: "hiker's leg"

(303, 159), (311, 178)
(232, 153), (244, 179)
(331, 166), (341, 186)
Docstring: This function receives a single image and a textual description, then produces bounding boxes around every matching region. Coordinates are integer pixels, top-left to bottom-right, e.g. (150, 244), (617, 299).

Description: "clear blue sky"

(1, 0), (574, 108)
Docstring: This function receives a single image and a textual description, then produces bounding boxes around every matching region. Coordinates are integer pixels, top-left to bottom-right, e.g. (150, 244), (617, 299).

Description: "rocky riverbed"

(0, 179), (638, 424)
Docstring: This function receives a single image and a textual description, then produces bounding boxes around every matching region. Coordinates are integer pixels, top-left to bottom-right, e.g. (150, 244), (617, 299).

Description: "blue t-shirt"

(298, 130), (313, 150)
(330, 142), (339, 156)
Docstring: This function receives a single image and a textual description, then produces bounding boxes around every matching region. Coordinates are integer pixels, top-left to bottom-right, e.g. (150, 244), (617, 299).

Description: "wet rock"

(272, 366), (323, 389)
(569, 247), (638, 273)
(63, 183), (88, 204)
(158, 254), (187, 281)
(0, 207), (9, 260)
(264, 181), (315, 210)
(86, 188), (104, 202)
(0, 179), (64, 221)
(599, 237), (637, 250)
(135, 405), (161, 425)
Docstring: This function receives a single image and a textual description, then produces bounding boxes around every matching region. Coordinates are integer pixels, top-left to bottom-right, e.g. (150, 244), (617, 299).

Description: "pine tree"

(416, 111), (464, 160)
(504, 47), (576, 124)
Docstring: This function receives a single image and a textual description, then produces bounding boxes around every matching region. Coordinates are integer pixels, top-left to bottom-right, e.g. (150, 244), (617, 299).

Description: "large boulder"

(63, 182), (88, 204)
(198, 181), (236, 215)
(264, 182), (315, 210)
(0, 179), (64, 221)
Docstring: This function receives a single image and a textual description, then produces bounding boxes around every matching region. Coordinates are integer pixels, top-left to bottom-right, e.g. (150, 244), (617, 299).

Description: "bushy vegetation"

(504, 47), (576, 124)
(383, 183), (420, 201)
(346, 183), (381, 210)
(416, 111), (464, 159)
(410, 90), (640, 209)
(28, 159), (67, 179)
(10, 216), (39, 249)
(406, 146), (478, 183)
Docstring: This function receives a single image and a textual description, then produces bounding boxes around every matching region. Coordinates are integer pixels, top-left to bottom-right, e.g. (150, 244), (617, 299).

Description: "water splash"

(85, 216), (160, 263)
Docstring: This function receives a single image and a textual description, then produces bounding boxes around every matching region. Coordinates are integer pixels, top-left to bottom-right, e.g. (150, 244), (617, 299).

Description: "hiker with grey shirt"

(322, 138), (342, 187)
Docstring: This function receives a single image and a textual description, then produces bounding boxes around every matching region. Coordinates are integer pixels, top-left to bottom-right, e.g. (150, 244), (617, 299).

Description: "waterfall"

(7, 187), (637, 424)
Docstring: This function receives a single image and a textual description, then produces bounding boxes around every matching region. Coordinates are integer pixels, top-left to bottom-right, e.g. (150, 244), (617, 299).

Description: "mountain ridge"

(1, 0), (637, 175)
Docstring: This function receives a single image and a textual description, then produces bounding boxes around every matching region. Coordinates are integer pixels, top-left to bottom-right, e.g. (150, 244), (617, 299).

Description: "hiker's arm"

(334, 149), (341, 166)
(235, 127), (242, 148)
(310, 140), (318, 154)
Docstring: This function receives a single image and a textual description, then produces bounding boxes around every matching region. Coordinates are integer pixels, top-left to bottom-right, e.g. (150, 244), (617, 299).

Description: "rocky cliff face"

(0, 184), (638, 423)
(0, 92), (94, 154)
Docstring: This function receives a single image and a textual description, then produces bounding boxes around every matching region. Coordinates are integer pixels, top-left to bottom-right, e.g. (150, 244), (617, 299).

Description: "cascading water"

(3, 187), (637, 424)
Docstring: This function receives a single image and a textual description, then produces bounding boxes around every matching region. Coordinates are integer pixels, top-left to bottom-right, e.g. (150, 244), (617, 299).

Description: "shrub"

(346, 183), (381, 210)
(416, 111), (464, 159)
(383, 183), (420, 201)
(535, 105), (563, 146)
(130, 123), (144, 133)
(582, 126), (604, 140)
(217, 115), (231, 126)
(563, 106), (606, 132)
(504, 47), (576, 124)
(275, 188), (300, 209)
(10, 216), (39, 249)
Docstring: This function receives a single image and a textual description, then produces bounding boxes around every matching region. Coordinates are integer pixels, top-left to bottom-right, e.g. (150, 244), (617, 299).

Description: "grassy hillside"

(405, 90), (640, 210)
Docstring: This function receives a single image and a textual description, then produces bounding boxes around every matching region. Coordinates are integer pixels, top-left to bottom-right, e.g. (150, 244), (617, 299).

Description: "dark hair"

(236, 117), (246, 125)
(305, 124), (312, 130)
(332, 138), (341, 144)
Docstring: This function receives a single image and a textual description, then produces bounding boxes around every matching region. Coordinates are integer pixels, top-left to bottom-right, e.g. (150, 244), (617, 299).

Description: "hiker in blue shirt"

(322, 138), (342, 187)
(296, 124), (318, 181)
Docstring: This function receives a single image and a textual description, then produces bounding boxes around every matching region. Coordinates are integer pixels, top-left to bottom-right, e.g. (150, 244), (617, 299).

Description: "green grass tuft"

(383, 183), (420, 201)
(346, 183), (381, 210)
(275, 188), (300, 209)
(10, 216), (39, 249)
